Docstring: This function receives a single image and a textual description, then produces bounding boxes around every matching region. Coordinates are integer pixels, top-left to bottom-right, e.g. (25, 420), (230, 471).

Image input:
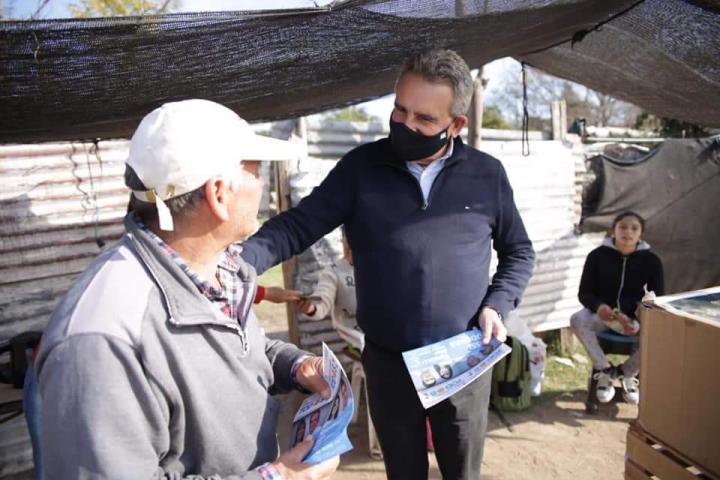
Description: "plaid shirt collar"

(136, 216), (245, 323)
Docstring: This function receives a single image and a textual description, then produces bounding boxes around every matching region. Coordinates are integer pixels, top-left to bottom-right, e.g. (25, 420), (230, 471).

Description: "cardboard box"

(638, 286), (720, 478)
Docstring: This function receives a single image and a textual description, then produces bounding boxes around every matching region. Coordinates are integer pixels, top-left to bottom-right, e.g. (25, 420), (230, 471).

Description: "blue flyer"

(402, 329), (511, 409)
(290, 343), (354, 464)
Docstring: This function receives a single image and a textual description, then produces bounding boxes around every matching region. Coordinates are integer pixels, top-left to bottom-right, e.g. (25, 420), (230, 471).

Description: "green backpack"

(491, 337), (532, 412)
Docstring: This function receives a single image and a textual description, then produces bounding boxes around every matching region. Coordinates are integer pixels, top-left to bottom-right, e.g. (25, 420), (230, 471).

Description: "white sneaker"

(593, 368), (615, 403)
(621, 375), (640, 405)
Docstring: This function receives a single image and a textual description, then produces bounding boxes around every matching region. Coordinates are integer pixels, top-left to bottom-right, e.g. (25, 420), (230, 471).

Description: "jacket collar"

(122, 213), (255, 330)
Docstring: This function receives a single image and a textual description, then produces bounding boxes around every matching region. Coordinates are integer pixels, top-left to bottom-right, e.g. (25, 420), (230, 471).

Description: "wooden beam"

(467, 71), (485, 149)
(626, 427), (702, 480)
(551, 100), (567, 141)
(625, 459), (653, 480)
(274, 118), (306, 347)
(559, 327), (577, 356)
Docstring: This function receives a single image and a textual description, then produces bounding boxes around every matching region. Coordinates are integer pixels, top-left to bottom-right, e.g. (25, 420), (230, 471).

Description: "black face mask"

(389, 119), (452, 162)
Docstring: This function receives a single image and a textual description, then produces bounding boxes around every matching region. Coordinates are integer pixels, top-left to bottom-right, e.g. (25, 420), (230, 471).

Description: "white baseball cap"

(126, 99), (301, 231)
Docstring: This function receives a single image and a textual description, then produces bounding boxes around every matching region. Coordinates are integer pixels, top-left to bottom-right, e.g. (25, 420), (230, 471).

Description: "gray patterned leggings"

(570, 308), (640, 377)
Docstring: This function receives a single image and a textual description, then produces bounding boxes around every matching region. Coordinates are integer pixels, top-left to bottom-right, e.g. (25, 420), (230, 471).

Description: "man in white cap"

(36, 99), (339, 479)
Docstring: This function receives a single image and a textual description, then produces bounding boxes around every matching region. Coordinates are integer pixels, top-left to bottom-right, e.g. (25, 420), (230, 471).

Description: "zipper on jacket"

(238, 329), (249, 356)
(616, 256), (628, 311)
(388, 162), (449, 211)
(128, 232), (254, 348)
(424, 167), (448, 209)
(387, 163), (428, 210)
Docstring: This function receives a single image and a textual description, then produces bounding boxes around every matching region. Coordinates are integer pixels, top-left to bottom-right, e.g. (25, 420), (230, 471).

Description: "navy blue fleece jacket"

(241, 137), (535, 352)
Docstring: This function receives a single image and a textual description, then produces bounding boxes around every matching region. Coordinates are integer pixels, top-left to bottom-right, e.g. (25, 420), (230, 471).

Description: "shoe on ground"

(621, 375), (640, 405)
(593, 367), (616, 403)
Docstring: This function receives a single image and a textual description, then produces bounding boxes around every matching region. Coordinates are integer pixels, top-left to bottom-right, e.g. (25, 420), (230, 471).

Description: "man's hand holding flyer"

(290, 343), (354, 463)
(402, 329), (511, 409)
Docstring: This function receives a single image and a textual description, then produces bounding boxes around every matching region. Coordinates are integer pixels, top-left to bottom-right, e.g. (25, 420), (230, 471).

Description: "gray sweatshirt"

(36, 215), (308, 479)
(299, 258), (363, 351)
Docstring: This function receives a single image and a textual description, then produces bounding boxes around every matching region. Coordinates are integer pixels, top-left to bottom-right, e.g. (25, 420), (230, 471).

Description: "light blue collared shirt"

(405, 139), (454, 204)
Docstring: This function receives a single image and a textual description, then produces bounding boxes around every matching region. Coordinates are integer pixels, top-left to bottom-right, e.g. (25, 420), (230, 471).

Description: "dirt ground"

(257, 303), (636, 480)
(274, 387), (636, 480)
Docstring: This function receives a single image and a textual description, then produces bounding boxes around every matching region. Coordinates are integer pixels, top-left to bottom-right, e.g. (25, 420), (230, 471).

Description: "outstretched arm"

(297, 268), (337, 320)
(242, 158), (355, 275)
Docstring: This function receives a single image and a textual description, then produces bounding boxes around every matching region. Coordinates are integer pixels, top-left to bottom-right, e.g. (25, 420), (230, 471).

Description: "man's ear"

(205, 178), (231, 222)
(449, 115), (468, 138)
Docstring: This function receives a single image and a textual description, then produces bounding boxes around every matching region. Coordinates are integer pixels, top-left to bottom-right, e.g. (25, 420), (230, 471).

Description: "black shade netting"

(1, 0), (718, 144)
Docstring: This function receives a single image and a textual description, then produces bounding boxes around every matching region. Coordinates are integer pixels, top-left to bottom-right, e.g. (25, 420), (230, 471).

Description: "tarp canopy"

(1, 0), (719, 143)
(580, 136), (720, 294)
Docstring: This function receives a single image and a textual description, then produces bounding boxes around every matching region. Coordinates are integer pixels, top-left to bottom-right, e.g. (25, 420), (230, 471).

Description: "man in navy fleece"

(241, 49), (535, 480)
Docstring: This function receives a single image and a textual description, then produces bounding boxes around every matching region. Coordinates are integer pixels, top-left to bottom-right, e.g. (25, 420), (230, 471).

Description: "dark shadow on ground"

(486, 388), (635, 437)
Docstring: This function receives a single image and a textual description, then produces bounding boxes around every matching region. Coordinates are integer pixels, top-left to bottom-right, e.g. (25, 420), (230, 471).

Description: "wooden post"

(274, 117), (306, 347)
(559, 327), (577, 357)
(467, 70), (485, 149)
(551, 100), (567, 141)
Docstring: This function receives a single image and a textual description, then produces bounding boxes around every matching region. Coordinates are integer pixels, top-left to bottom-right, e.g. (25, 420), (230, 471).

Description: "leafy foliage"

(635, 112), (710, 138)
(69, 0), (177, 18)
(481, 105), (509, 129)
(321, 106), (379, 124)
(487, 63), (641, 129)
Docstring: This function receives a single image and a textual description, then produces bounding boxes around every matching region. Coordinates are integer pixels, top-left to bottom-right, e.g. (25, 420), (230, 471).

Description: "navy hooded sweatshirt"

(241, 137), (535, 352)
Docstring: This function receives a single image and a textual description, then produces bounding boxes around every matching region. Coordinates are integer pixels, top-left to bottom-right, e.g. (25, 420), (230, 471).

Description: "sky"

(10, 0), (335, 18)
(8, 0), (516, 119)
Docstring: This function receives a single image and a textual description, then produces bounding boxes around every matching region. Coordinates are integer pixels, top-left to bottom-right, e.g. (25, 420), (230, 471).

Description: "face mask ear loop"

(443, 120), (453, 144)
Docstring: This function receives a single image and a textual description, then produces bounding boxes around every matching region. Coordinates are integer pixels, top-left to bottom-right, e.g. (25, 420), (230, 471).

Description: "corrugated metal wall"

(0, 140), (130, 475)
(0, 141), (129, 341)
(0, 123), (603, 347)
(0, 138), (281, 343)
(480, 140), (604, 332)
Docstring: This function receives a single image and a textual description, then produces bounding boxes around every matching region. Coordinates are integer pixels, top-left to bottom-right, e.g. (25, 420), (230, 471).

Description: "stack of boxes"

(626, 287), (720, 479)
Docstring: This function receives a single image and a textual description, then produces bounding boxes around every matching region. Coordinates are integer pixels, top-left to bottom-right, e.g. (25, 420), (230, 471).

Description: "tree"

(481, 106), (509, 129)
(486, 63), (641, 129)
(321, 106), (379, 124)
(635, 113), (710, 138)
(69, 0), (177, 17)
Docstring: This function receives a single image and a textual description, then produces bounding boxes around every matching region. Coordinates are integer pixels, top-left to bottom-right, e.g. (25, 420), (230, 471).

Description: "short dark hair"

(612, 211), (646, 233)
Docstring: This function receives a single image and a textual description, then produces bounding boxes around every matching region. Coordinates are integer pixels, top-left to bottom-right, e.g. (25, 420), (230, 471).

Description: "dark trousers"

(362, 340), (491, 480)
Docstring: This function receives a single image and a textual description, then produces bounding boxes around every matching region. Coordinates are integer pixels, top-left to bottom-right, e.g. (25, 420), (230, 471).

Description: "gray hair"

(397, 49), (473, 117)
(124, 165), (206, 224)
